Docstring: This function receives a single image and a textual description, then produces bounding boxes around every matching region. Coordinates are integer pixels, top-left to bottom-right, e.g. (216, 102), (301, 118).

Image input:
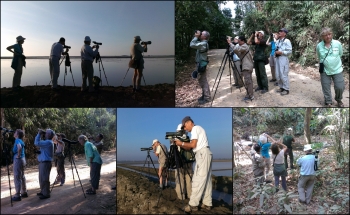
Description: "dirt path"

(176, 49), (349, 107)
(1, 150), (116, 214)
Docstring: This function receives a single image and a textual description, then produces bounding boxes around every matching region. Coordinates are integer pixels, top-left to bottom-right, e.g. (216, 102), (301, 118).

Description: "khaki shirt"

(156, 143), (168, 164)
(130, 43), (147, 60)
(230, 43), (254, 71)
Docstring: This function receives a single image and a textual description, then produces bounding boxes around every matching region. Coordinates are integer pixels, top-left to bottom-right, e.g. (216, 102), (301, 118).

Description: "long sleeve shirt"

(130, 43), (147, 60)
(190, 37), (209, 66)
(230, 43), (254, 71)
(50, 42), (64, 59)
(316, 39), (343, 75)
(275, 37), (292, 57)
(34, 134), (54, 162)
(81, 44), (99, 62)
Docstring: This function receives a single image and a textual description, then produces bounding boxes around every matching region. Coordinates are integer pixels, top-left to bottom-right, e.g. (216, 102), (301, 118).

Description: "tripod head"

(65, 53), (71, 67)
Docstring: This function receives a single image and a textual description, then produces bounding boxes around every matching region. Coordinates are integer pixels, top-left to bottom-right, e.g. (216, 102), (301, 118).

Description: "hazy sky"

(117, 108), (232, 161)
(1, 1), (174, 56)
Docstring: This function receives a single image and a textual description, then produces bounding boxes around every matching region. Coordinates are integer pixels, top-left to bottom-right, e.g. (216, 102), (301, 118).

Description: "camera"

(141, 41), (151, 45)
(62, 138), (79, 144)
(140, 147), (153, 151)
(165, 130), (190, 143)
(63, 45), (71, 49)
(38, 129), (46, 135)
(93, 41), (102, 45)
(275, 46), (282, 57)
(194, 30), (202, 36)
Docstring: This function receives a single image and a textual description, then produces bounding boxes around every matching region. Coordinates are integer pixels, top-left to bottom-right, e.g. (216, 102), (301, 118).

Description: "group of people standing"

(7, 35), (148, 93)
(10, 128), (104, 201)
(251, 129), (317, 205)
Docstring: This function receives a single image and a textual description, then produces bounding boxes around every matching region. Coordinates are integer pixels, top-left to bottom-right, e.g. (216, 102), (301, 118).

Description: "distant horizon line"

(1, 55), (174, 59)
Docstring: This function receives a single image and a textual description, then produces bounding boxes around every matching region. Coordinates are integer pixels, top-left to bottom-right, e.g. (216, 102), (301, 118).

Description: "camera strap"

(322, 43), (332, 64)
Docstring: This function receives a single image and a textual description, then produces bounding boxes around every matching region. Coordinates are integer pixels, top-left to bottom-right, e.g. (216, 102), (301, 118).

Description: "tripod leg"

(70, 66), (75, 87)
(59, 55), (66, 66)
(4, 143), (13, 207)
(148, 155), (160, 180)
(64, 67), (67, 86)
(212, 53), (228, 92)
(71, 157), (86, 198)
(99, 58), (109, 86)
(211, 54), (229, 107)
(229, 59), (232, 93)
(142, 75), (146, 86)
(70, 155), (75, 187)
(121, 68), (131, 86)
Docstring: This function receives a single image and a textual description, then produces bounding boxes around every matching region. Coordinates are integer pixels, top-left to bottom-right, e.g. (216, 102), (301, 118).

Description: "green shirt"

(283, 135), (294, 149)
(84, 141), (102, 166)
(316, 39), (343, 75)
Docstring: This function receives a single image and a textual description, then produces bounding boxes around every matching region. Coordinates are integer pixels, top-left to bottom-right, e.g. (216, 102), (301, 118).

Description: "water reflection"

(1, 58), (174, 88)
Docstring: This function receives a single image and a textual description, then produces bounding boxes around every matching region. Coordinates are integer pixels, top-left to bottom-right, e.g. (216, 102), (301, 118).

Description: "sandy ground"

(0, 84), (175, 107)
(175, 49), (349, 107)
(117, 167), (232, 214)
(1, 150), (116, 214)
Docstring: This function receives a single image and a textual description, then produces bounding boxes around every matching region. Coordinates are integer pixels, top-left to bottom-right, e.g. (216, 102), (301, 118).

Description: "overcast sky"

(1, 1), (174, 56)
(117, 108), (232, 161)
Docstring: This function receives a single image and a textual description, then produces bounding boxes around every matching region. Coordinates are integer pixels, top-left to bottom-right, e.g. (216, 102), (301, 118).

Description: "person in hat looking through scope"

(7, 35), (27, 91)
(174, 116), (213, 212)
(131, 35), (148, 93)
(152, 139), (168, 189)
(81, 36), (99, 92)
(297, 144), (316, 204)
(49, 37), (69, 90)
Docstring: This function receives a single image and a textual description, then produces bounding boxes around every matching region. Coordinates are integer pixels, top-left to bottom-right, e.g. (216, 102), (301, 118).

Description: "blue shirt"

(258, 141), (271, 158)
(12, 138), (25, 159)
(270, 41), (276, 56)
(84, 141), (103, 166)
(297, 154), (315, 175)
(34, 134), (54, 162)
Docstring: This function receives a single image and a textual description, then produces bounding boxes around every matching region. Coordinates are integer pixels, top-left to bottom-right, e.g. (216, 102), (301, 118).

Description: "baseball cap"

(303, 144), (312, 151)
(152, 139), (158, 146)
(279, 28), (288, 34)
(234, 36), (239, 40)
(181, 116), (192, 129)
(16, 36), (26, 42)
(134, 36), (141, 40)
(177, 124), (182, 131)
(258, 30), (264, 36)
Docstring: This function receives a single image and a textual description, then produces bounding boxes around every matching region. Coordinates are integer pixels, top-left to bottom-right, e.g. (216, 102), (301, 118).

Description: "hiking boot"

(270, 79), (276, 82)
(261, 89), (268, 94)
(39, 195), (50, 199)
(236, 85), (243, 88)
(274, 82), (279, 86)
(281, 90), (289, 95)
(200, 203), (212, 210)
(276, 88), (284, 93)
(337, 101), (344, 107)
(37, 192), (43, 196)
(21, 192), (28, 198)
(232, 83), (238, 86)
(183, 205), (198, 212)
(198, 99), (210, 105)
(255, 87), (262, 92)
(243, 96), (254, 101)
(12, 196), (21, 201)
(197, 96), (204, 102)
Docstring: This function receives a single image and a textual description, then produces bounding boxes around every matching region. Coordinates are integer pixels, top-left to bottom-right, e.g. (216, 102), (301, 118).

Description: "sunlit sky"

(117, 108), (232, 161)
(1, 1), (174, 57)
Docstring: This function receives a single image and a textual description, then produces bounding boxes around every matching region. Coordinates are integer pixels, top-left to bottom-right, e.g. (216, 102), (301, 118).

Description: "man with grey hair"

(297, 144), (316, 204)
(130, 36), (148, 92)
(81, 36), (99, 92)
(34, 129), (55, 199)
(78, 135), (103, 194)
(190, 30), (211, 104)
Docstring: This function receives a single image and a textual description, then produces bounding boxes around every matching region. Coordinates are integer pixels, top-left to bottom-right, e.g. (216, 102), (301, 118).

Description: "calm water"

(1, 58), (174, 88)
(130, 161), (232, 177)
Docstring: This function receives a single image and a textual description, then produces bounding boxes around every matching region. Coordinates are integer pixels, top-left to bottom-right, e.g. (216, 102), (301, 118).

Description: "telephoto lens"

(141, 41), (152, 45)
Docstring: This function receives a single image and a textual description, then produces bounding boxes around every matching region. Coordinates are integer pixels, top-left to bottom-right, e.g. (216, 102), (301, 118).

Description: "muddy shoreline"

(117, 167), (232, 214)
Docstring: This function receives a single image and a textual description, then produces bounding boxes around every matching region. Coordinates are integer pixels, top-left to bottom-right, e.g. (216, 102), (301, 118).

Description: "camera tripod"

(95, 52), (109, 86)
(120, 54), (147, 86)
(140, 148), (160, 210)
(48, 54), (76, 87)
(50, 141), (86, 198)
(1, 128), (14, 207)
(211, 45), (247, 106)
(156, 144), (193, 214)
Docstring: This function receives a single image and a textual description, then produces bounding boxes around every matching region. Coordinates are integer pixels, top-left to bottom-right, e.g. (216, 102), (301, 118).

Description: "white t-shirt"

(190, 125), (208, 153)
(50, 42), (63, 58)
(272, 149), (285, 164)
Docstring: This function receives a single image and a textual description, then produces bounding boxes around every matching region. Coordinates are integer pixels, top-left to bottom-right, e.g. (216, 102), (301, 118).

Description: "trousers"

(269, 55), (276, 80)
(12, 58), (23, 88)
(320, 72), (345, 104)
(254, 61), (268, 90)
(242, 69), (254, 98)
(275, 55), (290, 90)
(198, 67), (211, 100)
(81, 60), (94, 91)
(189, 147), (212, 207)
(90, 162), (102, 189)
(39, 161), (52, 196)
(298, 175), (315, 204)
(13, 157), (27, 197)
(175, 163), (192, 200)
(49, 56), (60, 88)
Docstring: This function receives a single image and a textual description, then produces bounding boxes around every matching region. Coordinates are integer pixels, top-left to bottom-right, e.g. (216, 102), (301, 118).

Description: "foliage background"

(0, 108), (116, 165)
(176, 1), (349, 71)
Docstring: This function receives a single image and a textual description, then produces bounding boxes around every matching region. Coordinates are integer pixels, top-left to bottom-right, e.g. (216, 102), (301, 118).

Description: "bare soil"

(117, 167), (233, 214)
(1, 84), (175, 107)
(175, 49), (349, 107)
(1, 150), (116, 214)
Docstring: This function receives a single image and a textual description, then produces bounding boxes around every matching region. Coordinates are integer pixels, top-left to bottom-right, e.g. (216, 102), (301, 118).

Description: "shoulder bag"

(272, 151), (287, 176)
(319, 44), (332, 74)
